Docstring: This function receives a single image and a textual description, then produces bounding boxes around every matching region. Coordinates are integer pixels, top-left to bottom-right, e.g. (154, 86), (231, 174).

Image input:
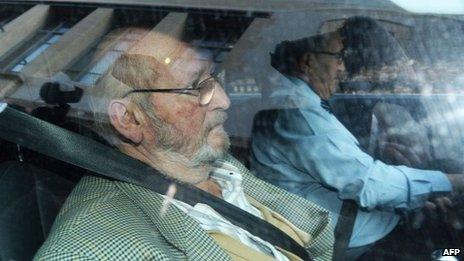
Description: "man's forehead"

(127, 29), (209, 66)
(322, 32), (343, 51)
(171, 49), (213, 77)
(300, 32), (343, 54)
(113, 28), (212, 88)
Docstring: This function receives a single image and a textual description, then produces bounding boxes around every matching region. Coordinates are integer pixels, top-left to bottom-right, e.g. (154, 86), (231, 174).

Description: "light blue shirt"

(250, 76), (452, 248)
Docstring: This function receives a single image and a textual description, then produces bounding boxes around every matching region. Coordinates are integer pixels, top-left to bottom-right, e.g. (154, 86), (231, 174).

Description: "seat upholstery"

(0, 161), (76, 261)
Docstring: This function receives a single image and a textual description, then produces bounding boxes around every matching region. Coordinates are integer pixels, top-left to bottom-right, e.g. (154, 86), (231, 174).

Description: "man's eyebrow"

(188, 65), (210, 88)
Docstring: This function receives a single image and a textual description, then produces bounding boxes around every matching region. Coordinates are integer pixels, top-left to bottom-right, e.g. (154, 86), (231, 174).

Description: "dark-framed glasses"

(121, 75), (217, 106)
(309, 50), (344, 61)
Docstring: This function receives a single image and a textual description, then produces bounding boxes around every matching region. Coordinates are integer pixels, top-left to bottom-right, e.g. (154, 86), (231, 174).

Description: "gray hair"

(87, 53), (164, 147)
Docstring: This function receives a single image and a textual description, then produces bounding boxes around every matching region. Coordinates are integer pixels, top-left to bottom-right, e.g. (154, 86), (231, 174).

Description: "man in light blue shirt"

(250, 32), (463, 258)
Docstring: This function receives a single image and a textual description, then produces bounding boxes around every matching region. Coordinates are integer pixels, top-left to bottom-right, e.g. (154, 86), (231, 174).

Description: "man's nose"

(209, 83), (230, 110)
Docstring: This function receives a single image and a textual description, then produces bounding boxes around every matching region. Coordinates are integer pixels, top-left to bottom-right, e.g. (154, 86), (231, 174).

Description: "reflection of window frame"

(190, 34), (234, 64)
(64, 10), (172, 85)
(0, 4), (264, 99)
(0, 5), (31, 33)
(68, 12), (254, 86)
(7, 22), (70, 72)
(0, 5), (94, 75)
(0, 17), (13, 33)
(67, 28), (151, 85)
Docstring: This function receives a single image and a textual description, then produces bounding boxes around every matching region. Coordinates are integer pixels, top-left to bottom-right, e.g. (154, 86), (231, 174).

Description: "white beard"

(190, 133), (230, 166)
(147, 111), (230, 167)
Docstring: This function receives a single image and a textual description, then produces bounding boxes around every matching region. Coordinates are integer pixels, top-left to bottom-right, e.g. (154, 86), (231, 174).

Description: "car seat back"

(0, 161), (77, 261)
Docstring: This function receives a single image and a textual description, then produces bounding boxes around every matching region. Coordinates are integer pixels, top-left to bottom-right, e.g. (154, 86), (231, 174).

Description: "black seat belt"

(0, 104), (311, 261)
(333, 200), (358, 261)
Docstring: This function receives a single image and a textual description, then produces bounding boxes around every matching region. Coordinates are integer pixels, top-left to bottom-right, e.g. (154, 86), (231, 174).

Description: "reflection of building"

(66, 27), (153, 85)
(9, 23), (71, 73)
(0, 3), (263, 106)
(320, 16), (464, 94)
(2, 2), (464, 158)
(0, 3), (275, 155)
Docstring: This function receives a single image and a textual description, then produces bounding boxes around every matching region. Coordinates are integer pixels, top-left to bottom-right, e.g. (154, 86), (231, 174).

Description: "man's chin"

(207, 125), (229, 149)
(208, 133), (230, 157)
(190, 144), (227, 166)
(190, 133), (230, 166)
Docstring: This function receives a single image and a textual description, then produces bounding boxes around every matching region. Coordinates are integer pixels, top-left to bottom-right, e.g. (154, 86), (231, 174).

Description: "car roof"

(12, 0), (406, 13)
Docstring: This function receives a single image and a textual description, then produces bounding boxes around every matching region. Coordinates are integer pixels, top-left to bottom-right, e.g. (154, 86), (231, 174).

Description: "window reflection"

(0, 4), (463, 261)
(11, 23), (70, 72)
(76, 29), (147, 85)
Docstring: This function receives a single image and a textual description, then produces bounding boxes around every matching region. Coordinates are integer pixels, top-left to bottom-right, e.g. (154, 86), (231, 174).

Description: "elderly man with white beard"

(34, 27), (334, 261)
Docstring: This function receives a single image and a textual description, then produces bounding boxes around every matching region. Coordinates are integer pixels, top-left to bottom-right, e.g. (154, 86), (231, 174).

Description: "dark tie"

(320, 99), (333, 114)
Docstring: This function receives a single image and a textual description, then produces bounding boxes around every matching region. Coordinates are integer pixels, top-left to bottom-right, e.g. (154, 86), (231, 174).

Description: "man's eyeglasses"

(309, 50), (344, 61)
(121, 76), (217, 106)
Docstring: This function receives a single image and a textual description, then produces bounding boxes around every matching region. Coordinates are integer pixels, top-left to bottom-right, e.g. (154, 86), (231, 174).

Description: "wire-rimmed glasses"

(121, 75), (217, 106)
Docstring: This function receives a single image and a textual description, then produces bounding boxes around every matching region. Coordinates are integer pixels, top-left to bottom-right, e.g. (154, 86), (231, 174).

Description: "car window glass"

(0, 2), (463, 261)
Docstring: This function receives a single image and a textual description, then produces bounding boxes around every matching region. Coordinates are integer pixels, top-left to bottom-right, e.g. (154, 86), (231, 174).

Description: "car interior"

(1, 1), (464, 260)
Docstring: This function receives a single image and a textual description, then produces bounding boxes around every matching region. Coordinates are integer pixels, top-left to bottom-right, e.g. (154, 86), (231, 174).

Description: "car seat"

(0, 86), (91, 260)
(0, 161), (76, 261)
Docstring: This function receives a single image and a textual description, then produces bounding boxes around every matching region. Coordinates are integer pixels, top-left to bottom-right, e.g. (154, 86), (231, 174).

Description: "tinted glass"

(0, 2), (463, 261)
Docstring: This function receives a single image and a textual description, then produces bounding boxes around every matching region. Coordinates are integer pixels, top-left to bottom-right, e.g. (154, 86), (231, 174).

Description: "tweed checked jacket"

(34, 155), (334, 260)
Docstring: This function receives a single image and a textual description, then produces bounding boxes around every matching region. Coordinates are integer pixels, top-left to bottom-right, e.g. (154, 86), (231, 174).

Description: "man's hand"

(425, 196), (463, 230)
(413, 175), (464, 231)
(446, 174), (464, 195)
(424, 196), (453, 217)
(372, 102), (432, 168)
(379, 141), (423, 167)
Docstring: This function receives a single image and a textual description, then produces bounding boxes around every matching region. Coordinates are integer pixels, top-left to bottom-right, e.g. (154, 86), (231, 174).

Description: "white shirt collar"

(210, 160), (263, 218)
(162, 161), (290, 261)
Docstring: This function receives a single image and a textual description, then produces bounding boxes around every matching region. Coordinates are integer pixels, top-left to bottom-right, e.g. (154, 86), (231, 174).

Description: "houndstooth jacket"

(34, 155), (334, 260)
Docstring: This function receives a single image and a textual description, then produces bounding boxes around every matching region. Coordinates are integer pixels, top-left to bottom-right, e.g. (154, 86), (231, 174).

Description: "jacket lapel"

(115, 181), (231, 261)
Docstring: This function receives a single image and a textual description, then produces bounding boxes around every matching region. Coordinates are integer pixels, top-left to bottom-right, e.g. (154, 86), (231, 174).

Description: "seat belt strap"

(0, 104), (311, 261)
(333, 200), (358, 261)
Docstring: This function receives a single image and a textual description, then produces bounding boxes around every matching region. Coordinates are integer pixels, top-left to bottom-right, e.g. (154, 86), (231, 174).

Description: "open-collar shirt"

(250, 76), (452, 247)
(166, 160), (290, 261)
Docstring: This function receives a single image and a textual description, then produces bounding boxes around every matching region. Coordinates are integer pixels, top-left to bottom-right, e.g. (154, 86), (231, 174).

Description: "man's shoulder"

(53, 175), (161, 219)
(253, 107), (319, 137)
(35, 176), (181, 260)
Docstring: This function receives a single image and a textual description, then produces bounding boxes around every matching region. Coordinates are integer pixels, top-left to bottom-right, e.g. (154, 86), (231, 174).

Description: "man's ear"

(298, 53), (313, 74)
(108, 99), (145, 144)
